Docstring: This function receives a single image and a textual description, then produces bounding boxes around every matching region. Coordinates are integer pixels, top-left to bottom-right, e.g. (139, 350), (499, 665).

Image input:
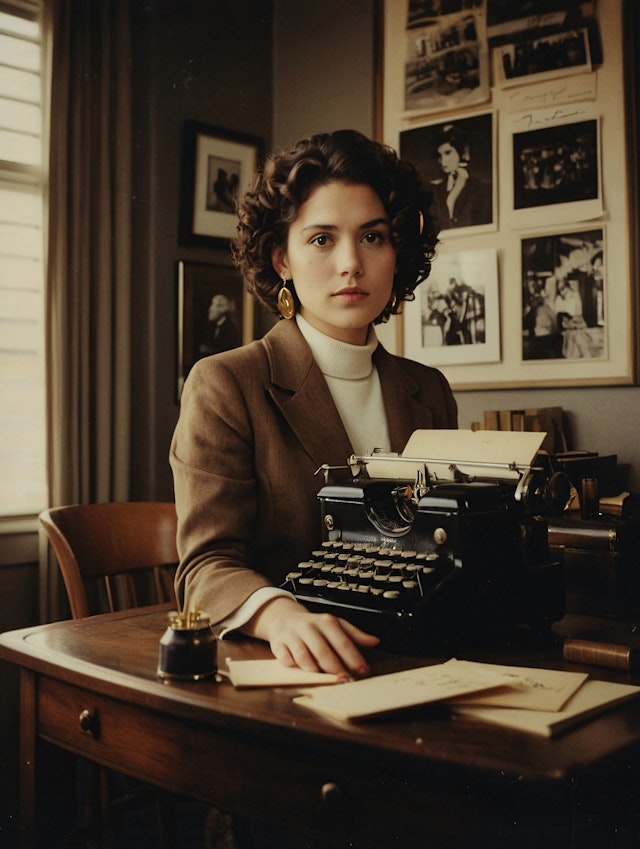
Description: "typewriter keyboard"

(281, 540), (453, 616)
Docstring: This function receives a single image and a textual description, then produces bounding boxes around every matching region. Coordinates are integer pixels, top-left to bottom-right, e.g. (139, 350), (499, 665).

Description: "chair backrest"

(39, 502), (179, 619)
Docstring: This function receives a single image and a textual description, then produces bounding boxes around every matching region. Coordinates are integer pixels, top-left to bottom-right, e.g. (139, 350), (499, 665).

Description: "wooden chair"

(39, 501), (179, 618)
(38, 502), (182, 846)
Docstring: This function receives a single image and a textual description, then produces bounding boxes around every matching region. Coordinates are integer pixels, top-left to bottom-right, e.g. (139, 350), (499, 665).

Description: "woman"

(431, 122), (492, 229)
(170, 129), (458, 680)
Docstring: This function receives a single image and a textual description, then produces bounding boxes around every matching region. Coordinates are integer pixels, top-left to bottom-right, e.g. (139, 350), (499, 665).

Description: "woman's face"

(271, 181), (396, 345)
(437, 142), (461, 174)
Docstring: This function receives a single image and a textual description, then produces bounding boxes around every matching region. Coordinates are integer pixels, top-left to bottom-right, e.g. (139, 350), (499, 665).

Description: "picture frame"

(404, 248), (500, 367)
(399, 111), (497, 236)
(493, 27), (592, 89)
(381, 0), (491, 122)
(179, 121), (263, 248)
(520, 227), (605, 364)
(377, 0), (638, 389)
(507, 108), (602, 231)
(177, 260), (253, 400)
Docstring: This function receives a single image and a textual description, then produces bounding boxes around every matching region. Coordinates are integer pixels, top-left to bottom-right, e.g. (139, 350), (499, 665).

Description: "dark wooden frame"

(179, 121), (263, 248)
(177, 260), (250, 400)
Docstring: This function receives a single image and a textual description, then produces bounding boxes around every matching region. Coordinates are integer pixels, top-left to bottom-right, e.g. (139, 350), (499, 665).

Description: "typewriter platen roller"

(281, 430), (570, 654)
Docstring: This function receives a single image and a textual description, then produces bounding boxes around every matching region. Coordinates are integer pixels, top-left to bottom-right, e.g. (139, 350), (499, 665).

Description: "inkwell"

(157, 573), (217, 681)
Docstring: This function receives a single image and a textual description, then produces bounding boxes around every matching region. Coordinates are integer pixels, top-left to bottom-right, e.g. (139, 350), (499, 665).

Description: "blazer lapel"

(375, 346), (435, 452)
(262, 321), (354, 472)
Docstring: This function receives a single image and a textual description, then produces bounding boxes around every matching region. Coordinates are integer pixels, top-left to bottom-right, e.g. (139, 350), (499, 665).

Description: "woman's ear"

(271, 246), (288, 279)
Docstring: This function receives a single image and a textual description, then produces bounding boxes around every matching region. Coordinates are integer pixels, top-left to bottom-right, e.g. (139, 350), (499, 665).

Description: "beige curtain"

(45, 0), (132, 508)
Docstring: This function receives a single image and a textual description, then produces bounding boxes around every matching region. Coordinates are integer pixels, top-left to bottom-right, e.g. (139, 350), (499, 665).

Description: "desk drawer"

(35, 676), (525, 846)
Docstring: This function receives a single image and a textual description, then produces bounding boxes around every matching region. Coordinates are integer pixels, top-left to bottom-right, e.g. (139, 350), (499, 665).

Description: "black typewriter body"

(281, 475), (566, 654)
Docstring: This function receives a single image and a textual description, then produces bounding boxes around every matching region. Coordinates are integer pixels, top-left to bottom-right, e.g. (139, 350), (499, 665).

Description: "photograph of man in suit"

(199, 293), (241, 357)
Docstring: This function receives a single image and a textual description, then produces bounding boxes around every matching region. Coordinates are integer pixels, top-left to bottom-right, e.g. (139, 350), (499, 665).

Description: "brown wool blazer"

(170, 318), (458, 623)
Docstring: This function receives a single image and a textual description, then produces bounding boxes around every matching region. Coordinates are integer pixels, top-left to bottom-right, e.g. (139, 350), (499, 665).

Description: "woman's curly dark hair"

(232, 129), (439, 323)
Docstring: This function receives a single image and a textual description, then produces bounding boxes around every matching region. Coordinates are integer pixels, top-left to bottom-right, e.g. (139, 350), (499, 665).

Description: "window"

(0, 0), (47, 517)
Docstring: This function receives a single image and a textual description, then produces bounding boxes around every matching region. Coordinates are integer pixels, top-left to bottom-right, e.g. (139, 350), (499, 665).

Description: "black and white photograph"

(521, 228), (605, 362)
(407, 0), (485, 30)
(402, 7), (489, 115)
(404, 248), (500, 368)
(179, 121), (262, 247)
(487, 0), (597, 46)
(177, 261), (247, 399)
(495, 27), (591, 87)
(513, 117), (598, 210)
(206, 155), (241, 214)
(400, 111), (495, 234)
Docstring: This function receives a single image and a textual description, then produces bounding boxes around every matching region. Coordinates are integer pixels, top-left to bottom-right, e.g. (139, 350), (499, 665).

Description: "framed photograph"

(521, 228), (605, 363)
(404, 249), (500, 368)
(177, 261), (253, 399)
(486, 1), (602, 64)
(380, 0), (490, 141)
(179, 122), (263, 248)
(399, 111), (496, 236)
(494, 28), (592, 89)
(507, 107), (602, 230)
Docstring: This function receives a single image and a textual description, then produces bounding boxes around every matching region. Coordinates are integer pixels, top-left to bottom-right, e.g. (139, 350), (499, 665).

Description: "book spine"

(563, 639), (634, 671)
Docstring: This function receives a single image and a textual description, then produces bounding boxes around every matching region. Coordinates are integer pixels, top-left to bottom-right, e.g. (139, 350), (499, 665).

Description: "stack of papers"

(223, 656), (640, 738)
(293, 658), (640, 737)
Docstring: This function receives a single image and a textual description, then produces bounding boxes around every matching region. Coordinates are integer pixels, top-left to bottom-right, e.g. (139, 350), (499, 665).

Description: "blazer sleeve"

(169, 355), (274, 622)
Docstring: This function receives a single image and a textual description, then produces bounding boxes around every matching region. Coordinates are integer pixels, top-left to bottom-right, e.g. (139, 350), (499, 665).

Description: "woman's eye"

(362, 231), (384, 244)
(310, 234), (331, 247)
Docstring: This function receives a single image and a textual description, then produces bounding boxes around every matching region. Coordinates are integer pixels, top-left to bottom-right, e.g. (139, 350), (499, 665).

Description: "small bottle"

(157, 609), (217, 681)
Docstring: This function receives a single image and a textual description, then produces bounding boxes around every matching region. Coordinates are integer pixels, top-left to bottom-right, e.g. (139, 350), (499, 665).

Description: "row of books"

(470, 405), (567, 454)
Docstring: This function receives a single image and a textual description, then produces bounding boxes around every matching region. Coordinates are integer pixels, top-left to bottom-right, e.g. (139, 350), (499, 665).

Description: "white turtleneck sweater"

(217, 315), (391, 637)
(295, 314), (390, 456)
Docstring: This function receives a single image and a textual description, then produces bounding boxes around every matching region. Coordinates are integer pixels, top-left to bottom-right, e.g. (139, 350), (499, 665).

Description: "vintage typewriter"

(281, 430), (570, 653)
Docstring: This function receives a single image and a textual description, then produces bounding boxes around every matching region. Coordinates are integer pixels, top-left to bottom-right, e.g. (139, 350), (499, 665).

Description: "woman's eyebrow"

(360, 217), (390, 229)
(301, 216), (389, 232)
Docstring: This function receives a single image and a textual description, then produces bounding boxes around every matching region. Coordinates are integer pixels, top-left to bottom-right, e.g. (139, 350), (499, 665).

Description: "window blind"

(0, 0), (47, 516)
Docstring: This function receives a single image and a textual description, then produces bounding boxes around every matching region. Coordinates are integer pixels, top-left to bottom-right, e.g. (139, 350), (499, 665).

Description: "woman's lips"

(333, 287), (368, 300)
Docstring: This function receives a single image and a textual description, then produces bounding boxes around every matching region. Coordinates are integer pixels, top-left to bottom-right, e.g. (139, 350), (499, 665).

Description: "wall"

(272, 0), (377, 145)
(130, 0), (274, 502)
(271, 1), (640, 490)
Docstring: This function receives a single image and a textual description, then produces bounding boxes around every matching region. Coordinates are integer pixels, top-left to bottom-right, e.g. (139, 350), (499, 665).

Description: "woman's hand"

(245, 596), (379, 680)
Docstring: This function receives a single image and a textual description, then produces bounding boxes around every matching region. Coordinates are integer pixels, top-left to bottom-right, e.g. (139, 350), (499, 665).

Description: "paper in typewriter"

(364, 429), (546, 482)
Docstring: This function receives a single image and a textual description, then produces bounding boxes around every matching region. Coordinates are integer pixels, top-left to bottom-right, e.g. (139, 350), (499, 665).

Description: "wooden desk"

(2, 607), (640, 849)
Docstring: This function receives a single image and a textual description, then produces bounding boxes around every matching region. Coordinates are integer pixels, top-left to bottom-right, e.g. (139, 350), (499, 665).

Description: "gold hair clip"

(418, 209), (424, 236)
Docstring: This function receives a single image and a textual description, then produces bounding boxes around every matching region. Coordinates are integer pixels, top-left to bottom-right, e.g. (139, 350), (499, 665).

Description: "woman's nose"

(340, 241), (363, 277)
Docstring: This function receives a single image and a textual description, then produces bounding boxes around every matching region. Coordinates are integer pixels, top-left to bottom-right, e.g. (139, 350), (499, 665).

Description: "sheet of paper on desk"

(225, 658), (340, 688)
(293, 658), (520, 721)
(446, 659), (589, 711)
(452, 680), (640, 737)
(364, 430), (545, 482)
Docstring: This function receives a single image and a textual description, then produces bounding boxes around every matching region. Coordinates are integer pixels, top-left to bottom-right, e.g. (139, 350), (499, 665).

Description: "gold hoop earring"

(277, 279), (295, 320)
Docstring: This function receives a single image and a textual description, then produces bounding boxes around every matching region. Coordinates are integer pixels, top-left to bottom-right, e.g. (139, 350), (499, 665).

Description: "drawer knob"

(321, 782), (344, 811)
(79, 708), (100, 737)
